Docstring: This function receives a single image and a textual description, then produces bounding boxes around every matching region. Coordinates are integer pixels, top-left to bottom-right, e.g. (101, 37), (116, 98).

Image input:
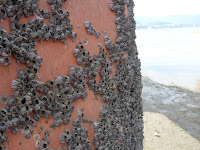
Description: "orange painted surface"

(0, 0), (118, 149)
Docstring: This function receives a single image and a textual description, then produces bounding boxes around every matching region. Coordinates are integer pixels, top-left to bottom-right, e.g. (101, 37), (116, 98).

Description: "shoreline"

(142, 75), (200, 94)
(142, 76), (200, 141)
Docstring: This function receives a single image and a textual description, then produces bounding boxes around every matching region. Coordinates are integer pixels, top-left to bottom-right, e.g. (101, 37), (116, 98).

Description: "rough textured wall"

(0, 0), (143, 149)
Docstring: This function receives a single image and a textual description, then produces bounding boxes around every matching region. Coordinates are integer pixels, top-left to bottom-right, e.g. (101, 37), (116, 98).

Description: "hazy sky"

(134, 0), (200, 17)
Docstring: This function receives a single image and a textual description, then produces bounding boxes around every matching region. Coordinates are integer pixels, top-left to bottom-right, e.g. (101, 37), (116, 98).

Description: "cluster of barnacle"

(0, 0), (39, 22)
(0, 27), (11, 66)
(9, 20), (43, 67)
(93, 104), (123, 150)
(84, 21), (101, 38)
(73, 42), (98, 98)
(0, 0), (76, 66)
(74, 42), (115, 101)
(0, 69), (41, 139)
(98, 77), (117, 103)
(47, 0), (77, 43)
(0, 41), (93, 147)
(34, 130), (52, 150)
(0, 0), (79, 148)
(74, 42), (92, 66)
(93, 0), (143, 149)
(83, 44), (107, 78)
(73, 42), (119, 103)
(103, 0), (128, 62)
(0, 2), (7, 21)
(36, 9), (51, 19)
(60, 111), (92, 150)
(32, 76), (75, 129)
(93, 57), (143, 149)
(0, 62), (89, 144)
(104, 0), (138, 63)
(0, 0), (143, 149)
(68, 65), (88, 101)
(104, 36), (125, 62)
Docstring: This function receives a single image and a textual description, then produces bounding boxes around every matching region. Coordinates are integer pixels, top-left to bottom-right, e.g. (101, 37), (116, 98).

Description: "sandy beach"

(142, 77), (200, 149)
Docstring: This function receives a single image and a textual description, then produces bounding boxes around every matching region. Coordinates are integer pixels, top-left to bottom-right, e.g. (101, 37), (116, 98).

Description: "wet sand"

(142, 77), (200, 149)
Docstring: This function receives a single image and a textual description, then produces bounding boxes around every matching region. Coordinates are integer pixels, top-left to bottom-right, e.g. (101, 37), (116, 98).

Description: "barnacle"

(83, 38), (88, 45)
(11, 79), (24, 90)
(0, 131), (7, 145)
(0, 144), (9, 150)
(42, 130), (49, 140)
(28, 119), (36, 127)
(0, 95), (8, 105)
(0, 4), (7, 21)
(84, 21), (101, 38)
(46, 80), (54, 88)
(11, 127), (19, 134)
(38, 141), (48, 150)
(21, 125), (33, 139)
(60, 132), (68, 144)
(0, 28), (10, 66)
(0, 108), (7, 121)
(63, 117), (70, 125)
(33, 113), (41, 121)
(82, 119), (93, 125)
(102, 30), (107, 35)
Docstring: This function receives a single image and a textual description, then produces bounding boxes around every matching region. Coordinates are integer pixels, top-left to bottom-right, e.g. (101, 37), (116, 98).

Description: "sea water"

(136, 27), (200, 92)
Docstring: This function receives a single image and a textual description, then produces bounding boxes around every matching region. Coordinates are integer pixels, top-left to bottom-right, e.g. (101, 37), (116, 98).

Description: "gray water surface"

(136, 27), (200, 92)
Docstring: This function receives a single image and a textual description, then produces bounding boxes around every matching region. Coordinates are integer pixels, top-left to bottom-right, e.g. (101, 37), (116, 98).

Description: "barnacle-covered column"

(0, 0), (143, 149)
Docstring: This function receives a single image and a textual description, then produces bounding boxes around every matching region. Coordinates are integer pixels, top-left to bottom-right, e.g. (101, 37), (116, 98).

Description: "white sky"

(134, 0), (200, 17)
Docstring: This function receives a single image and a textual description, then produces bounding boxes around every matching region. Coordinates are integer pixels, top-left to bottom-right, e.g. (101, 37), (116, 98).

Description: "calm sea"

(136, 27), (200, 92)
